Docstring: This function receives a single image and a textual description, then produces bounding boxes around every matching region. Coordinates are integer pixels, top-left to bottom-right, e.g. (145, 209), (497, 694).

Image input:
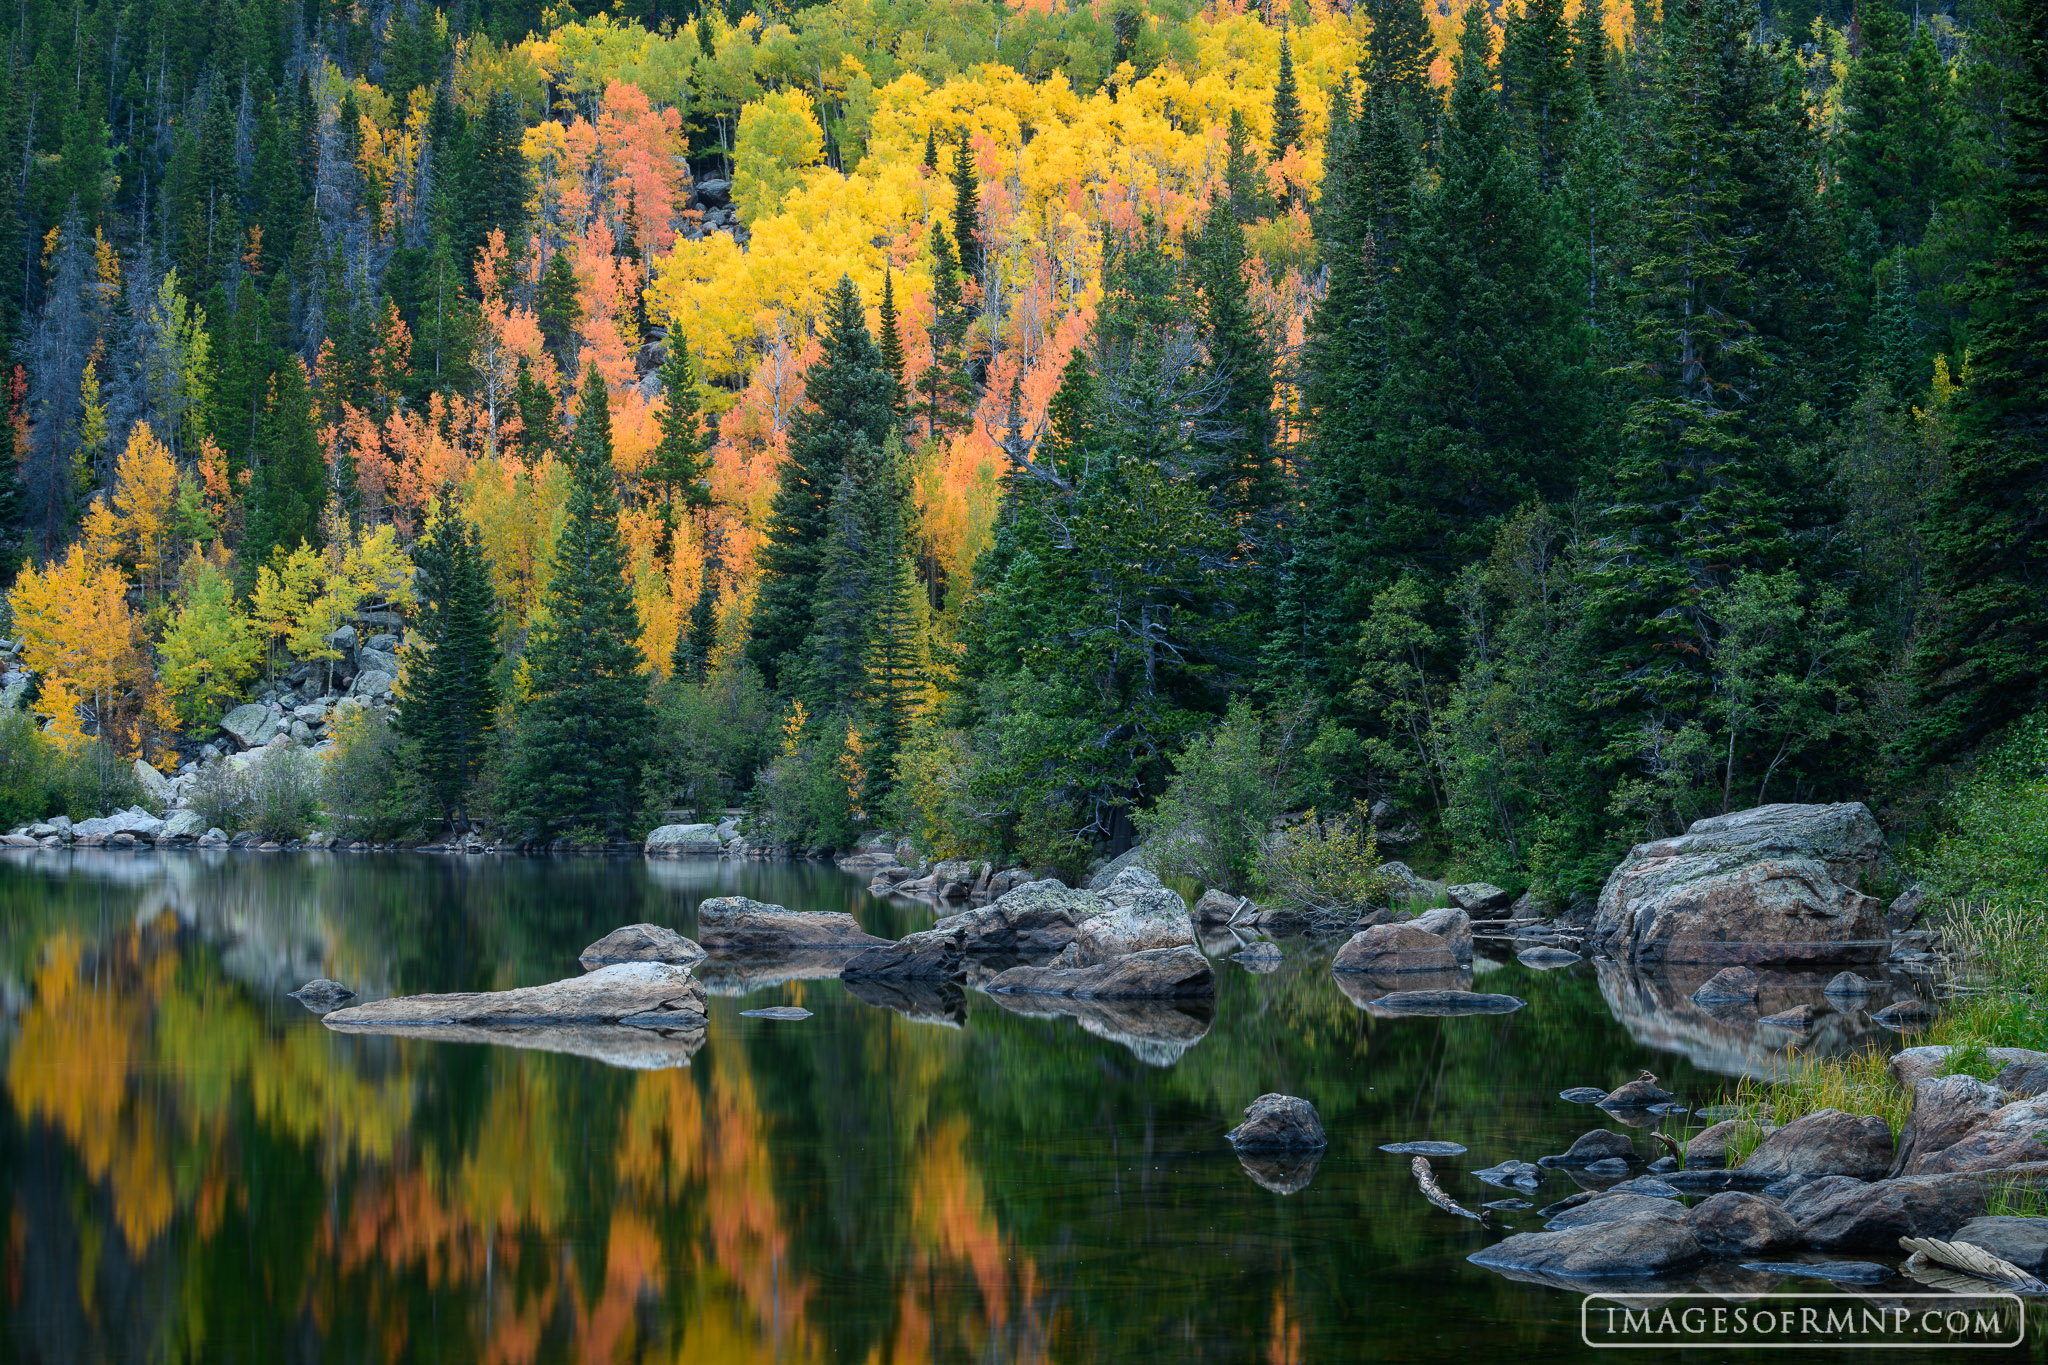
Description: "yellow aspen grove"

(110, 423), (180, 600)
(11, 544), (148, 753)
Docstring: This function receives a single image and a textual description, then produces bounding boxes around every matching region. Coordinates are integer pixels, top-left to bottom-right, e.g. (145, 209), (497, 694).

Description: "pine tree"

(915, 225), (974, 440)
(1270, 35), (1306, 162)
(398, 506), (502, 824)
(1222, 108), (1272, 222)
(1192, 195), (1278, 527)
(1374, 3), (1589, 581)
(514, 360), (556, 466)
(1835, 0), (1948, 255)
(245, 359), (326, 573)
(1916, 0), (2048, 754)
(876, 269), (907, 405)
(509, 367), (650, 838)
(923, 126), (939, 172)
(863, 539), (926, 810)
(1501, 0), (1585, 192)
(950, 133), (983, 283)
(1364, 0), (1437, 118)
(651, 335), (711, 510)
(538, 250), (583, 370)
(748, 277), (898, 688)
(1574, 0), (1613, 106)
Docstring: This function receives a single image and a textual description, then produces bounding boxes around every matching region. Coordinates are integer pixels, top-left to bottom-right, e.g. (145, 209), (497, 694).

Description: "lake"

(0, 852), (1938, 1362)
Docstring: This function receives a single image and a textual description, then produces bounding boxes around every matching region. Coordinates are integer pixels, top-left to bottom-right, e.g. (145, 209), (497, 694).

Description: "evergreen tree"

(950, 132), (983, 283)
(1191, 195), (1278, 528)
(876, 269), (907, 405)
(1917, 0), (2048, 754)
(748, 277), (898, 687)
(864, 538), (926, 810)
(1364, 0), (1437, 117)
(1836, 0), (1951, 255)
(1222, 108), (1271, 222)
(509, 367), (650, 838)
(514, 361), (556, 466)
(398, 505), (502, 824)
(1270, 35), (1306, 164)
(915, 225), (974, 440)
(1375, 3), (1590, 582)
(245, 359), (326, 572)
(1501, 0), (1585, 192)
(650, 335), (711, 510)
(538, 249), (583, 370)
(1574, 0), (1613, 106)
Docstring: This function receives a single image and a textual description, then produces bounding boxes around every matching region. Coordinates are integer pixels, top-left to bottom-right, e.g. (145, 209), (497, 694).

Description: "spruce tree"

(1574, 0), (1612, 106)
(915, 225), (974, 440)
(1501, 0), (1585, 192)
(538, 250), (583, 369)
(747, 277), (898, 687)
(509, 366), (650, 838)
(650, 335), (711, 510)
(1222, 108), (1271, 222)
(1376, 3), (1589, 581)
(1917, 0), (2048, 754)
(1835, 0), (1943, 255)
(1270, 36), (1305, 162)
(397, 505), (502, 824)
(950, 133), (983, 283)
(877, 269), (907, 405)
(246, 359), (325, 572)
(864, 538), (926, 811)
(1364, 0), (1437, 118)
(513, 360), (556, 465)
(1192, 195), (1278, 527)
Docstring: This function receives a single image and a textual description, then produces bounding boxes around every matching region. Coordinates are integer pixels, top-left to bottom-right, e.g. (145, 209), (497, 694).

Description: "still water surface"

(0, 852), (1941, 1362)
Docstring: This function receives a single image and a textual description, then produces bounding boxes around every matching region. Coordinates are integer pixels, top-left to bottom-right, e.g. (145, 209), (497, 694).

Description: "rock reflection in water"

(1236, 1147), (1324, 1194)
(1595, 958), (1911, 1080)
(1333, 967), (1474, 1009)
(322, 1018), (708, 1068)
(839, 974), (968, 1027)
(981, 989), (1214, 1066)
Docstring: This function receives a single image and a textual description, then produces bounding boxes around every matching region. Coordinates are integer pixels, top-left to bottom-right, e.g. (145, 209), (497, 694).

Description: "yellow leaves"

(252, 542), (324, 664)
(733, 87), (825, 225)
(780, 699), (809, 759)
(452, 32), (548, 119)
(13, 541), (147, 753)
(110, 421), (179, 597)
(157, 549), (260, 730)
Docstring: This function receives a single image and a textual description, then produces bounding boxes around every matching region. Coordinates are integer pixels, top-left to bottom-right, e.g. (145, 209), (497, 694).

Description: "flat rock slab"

(1363, 990), (1525, 1016)
(1740, 1261), (1896, 1284)
(1485, 1198), (1535, 1211)
(1518, 947), (1582, 968)
(986, 945), (1215, 1001)
(1470, 1211), (1703, 1280)
(739, 1006), (813, 1020)
(320, 1019), (705, 1069)
(1560, 1087), (1610, 1104)
(1227, 1094), (1329, 1152)
(578, 923), (705, 969)
(1546, 1192), (1685, 1231)
(1475, 1160), (1545, 1189)
(697, 897), (887, 952)
(321, 962), (707, 1027)
(1380, 1141), (1467, 1156)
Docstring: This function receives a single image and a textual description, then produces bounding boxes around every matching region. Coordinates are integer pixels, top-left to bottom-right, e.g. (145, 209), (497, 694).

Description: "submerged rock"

(1824, 970), (1876, 998)
(1232, 941), (1284, 972)
(290, 978), (356, 1011)
(321, 962), (707, 1027)
(1691, 966), (1763, 1003)
(986, 945), (1215, 1000)
(1740, 1260), (1896, 1284)
(1518, 946), (1582, 969)
(1560, 1087), (1610, 1104)
(1475, 1160), (1545, 1189)
(696, 897), (887, 953)
(578, 923), (706, 970)
(1227, 1094), (1329, 1152)
(739, 1006), (812, 1020)
(1380, 1141), (1466, 1156)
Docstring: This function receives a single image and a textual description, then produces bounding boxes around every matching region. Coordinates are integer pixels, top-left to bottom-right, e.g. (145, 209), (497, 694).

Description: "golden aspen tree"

(11, 544), (147, 753)
(110, 422), (180, 600)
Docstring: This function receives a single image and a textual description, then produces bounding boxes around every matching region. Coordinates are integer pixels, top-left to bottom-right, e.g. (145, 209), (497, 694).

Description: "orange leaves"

(597, 81), (688, 254)
(336, 393), (496, 535)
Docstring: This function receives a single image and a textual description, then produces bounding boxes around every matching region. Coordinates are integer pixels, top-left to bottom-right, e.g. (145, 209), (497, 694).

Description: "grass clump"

(1715, 1047), (1911, 1167)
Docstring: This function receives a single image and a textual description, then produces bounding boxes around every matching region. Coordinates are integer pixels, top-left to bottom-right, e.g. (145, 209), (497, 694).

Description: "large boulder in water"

(924, 879), (1110, 954)
(1469, 1212), (1704, 1280)
(1331, 922), (1458, 974)
(696, 896), (887, 952)
(1065, 868), (1195, 964)
(1227, 1094), (1329, 1152)
(840, 929), (966, 981)
(1588, 803), (1889, 965)
(1739, 1109), (1894, 1180)
(986, 945), (1214, 1001)
(579, 923), (705, 969)
(320, 962), (707, 1027)
(642, 823), (724, 856)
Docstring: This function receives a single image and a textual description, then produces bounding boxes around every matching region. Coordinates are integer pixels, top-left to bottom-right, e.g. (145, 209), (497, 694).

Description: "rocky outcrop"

(921, 879), (1109, 954)
(695, 896), (887, 952)
(1469, 1212), (1704, 1279)
(1589, 803), (1889, 965)
(1226, 1094), (1329, 1151)
(985, 945), (1214, 1001)
(1063, 869), (1195, 964)
(1331, 923), (1458, 974)
(321, 962), (707, 1027)
(1685, 1191), (1799, 1256)
(1788, 1173), (1987, 1250)
(1890, 1045), (2048, 1089)
(1740, 1110), (1894, 1180)
(1409, 906), (1473, 963)
(1906, 1095), (2048, 1174)
(840, 929), (966, 981)
(643, 823), (725, 856)
(578, 924), (705, 969)
(1891, 1076), (2006, 1175)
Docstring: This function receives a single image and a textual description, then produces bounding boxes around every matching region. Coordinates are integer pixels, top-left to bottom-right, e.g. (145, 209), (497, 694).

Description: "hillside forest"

(0, 0), (2044, 900)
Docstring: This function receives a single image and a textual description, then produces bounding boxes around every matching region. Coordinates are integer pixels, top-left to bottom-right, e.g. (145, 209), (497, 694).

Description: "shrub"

(750, 703), (860, 849)
(1136, 701), (1288, 894)
(1258, 805), (1393, 914)
(187, 755), (248, 831)
(323, 708), (433, 842)
(0, 710), (147, 826)
(189, 745), (321, 840)
(639, 663), (777, 820)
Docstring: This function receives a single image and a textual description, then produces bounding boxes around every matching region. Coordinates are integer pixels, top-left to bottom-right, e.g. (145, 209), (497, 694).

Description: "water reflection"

(0, 852), (1930, 1363)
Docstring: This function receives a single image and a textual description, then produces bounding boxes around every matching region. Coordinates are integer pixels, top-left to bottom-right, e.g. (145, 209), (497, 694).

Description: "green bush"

(1135, 701), (1287, 894)
(189, 745), (321, 840)
(0, 710), (147, 827)
(1258, 806), (1393, 914)
(751, 705), (860, 849)
(640, 663), (777, 821)
(1931, 709), (2048, 909)
(323, 708), (433, 842)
